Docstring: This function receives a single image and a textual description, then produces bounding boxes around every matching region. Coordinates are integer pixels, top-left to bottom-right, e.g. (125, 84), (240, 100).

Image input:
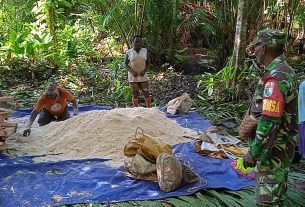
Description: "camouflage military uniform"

(249, 29), (298, 206)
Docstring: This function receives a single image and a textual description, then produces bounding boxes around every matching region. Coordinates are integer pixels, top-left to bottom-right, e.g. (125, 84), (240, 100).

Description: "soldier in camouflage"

(243, 29), (298, 206)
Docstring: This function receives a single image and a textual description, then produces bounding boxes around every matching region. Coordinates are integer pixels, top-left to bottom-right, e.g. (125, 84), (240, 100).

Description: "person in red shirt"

(23, 83), (78, 137)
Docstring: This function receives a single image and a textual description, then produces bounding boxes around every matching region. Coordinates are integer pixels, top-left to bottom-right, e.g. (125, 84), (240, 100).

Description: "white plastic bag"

(167, 93), (193, 115)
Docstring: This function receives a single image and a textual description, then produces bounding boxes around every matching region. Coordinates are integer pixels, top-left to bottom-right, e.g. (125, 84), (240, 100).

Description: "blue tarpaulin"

(0, 106), (255, 207)
(160, 107), (212, 133)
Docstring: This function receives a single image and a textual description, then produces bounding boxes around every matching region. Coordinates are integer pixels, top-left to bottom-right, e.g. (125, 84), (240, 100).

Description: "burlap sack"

(239, 109), (257, 139)
(181, 162), (200, 185)
(124, 154), (158, 181)
(132, 154), (156, 174)
(156, 153), (200, 192)
(0, 142), (6, 151)
(167, 93), (193, 115)
(156, 153), (183, 192)
(124, 128), (172, 163)
(124, 154), (156, 174)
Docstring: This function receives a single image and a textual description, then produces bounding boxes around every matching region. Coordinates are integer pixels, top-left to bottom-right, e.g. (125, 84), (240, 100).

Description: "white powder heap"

(6, 107), (197, 167)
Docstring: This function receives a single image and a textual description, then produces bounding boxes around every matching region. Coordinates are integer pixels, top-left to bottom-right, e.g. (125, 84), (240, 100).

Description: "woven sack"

(239, 108), (257, 139)
(156, 153), (183, 192)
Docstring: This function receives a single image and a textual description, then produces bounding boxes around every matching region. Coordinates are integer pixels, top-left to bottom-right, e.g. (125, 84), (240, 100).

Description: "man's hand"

(246, 44), (255, 56)
(243, 153), (257, 168)
(140, 71), (145, 77)
(132, 72), (138, 77)
(72, 98), (78, 116)
(23, 128), (31, 137)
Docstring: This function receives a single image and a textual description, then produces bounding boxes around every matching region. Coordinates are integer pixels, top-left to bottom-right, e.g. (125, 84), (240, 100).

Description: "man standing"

(23, 83), (78, 136)
(243, 29), (298, 206)
(124, 35), (151, 108)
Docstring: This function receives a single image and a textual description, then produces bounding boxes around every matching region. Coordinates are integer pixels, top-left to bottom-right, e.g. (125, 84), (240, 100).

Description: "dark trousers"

(130, 81), (150, 98)
(292, 145), (302, 164)
(37, 107), (70, 126)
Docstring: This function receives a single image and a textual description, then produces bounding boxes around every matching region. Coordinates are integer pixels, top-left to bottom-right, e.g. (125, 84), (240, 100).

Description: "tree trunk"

(169, 0), (178, 54)
(139, 0), (147, 36)
(47, 7), (56, 40)
(232, 0), (249, 76)
(247, 1), (263, 44)
(135, 0), (139, 35)
(287, 0), (300, 41)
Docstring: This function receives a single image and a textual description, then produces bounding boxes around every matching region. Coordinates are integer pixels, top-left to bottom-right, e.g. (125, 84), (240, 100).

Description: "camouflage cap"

(251, 28), (287, 46)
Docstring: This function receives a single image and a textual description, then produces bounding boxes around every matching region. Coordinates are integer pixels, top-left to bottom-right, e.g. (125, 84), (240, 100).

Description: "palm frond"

(179, 195), (207, 207)
(165, 197), (193, 207)
(134, 200), (164, 207)
(113, 202), (135, 207)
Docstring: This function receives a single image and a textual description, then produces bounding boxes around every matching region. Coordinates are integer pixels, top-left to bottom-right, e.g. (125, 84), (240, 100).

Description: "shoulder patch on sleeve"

(262, 77), (284, 117)
(263, 81), (274, 97)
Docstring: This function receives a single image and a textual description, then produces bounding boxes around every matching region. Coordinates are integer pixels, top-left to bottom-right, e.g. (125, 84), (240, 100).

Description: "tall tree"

(232, 0), (249, 81)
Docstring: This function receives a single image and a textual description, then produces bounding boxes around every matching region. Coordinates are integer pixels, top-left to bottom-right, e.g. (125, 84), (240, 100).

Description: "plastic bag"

(167, 93), (193, 115)
(124, 128), (172, 163)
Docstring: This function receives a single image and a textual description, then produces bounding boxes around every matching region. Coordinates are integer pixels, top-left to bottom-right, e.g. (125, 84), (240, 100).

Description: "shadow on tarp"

(0, 106), (255, 207)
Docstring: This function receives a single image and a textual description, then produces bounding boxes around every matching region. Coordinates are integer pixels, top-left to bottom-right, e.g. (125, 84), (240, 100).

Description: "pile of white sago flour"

(5, 107), (198, 167)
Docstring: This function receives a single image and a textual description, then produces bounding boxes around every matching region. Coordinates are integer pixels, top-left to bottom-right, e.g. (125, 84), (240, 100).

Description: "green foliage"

(196, 98), (247, 125)
(294, 1), (305, 29)
(0, 25), (54, 63)
(32, 0), (73, 35)
(195, 58), (261, 125)
(197, 58), (256, 102)
(177, 7), (218, 48)
(105, 58), (132, 104)
(112, 80), (132, 103)
(0, 28), (28, 59)
(56, 23), (96, 59)
(0, 0), (98, 74)
(86, 0), (223, 61)
(0, 0), (36, 42)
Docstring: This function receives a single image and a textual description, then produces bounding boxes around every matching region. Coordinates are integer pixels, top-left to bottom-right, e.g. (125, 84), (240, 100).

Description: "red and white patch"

(263, 81), (274, 97)
(262, 77), (284, 118)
